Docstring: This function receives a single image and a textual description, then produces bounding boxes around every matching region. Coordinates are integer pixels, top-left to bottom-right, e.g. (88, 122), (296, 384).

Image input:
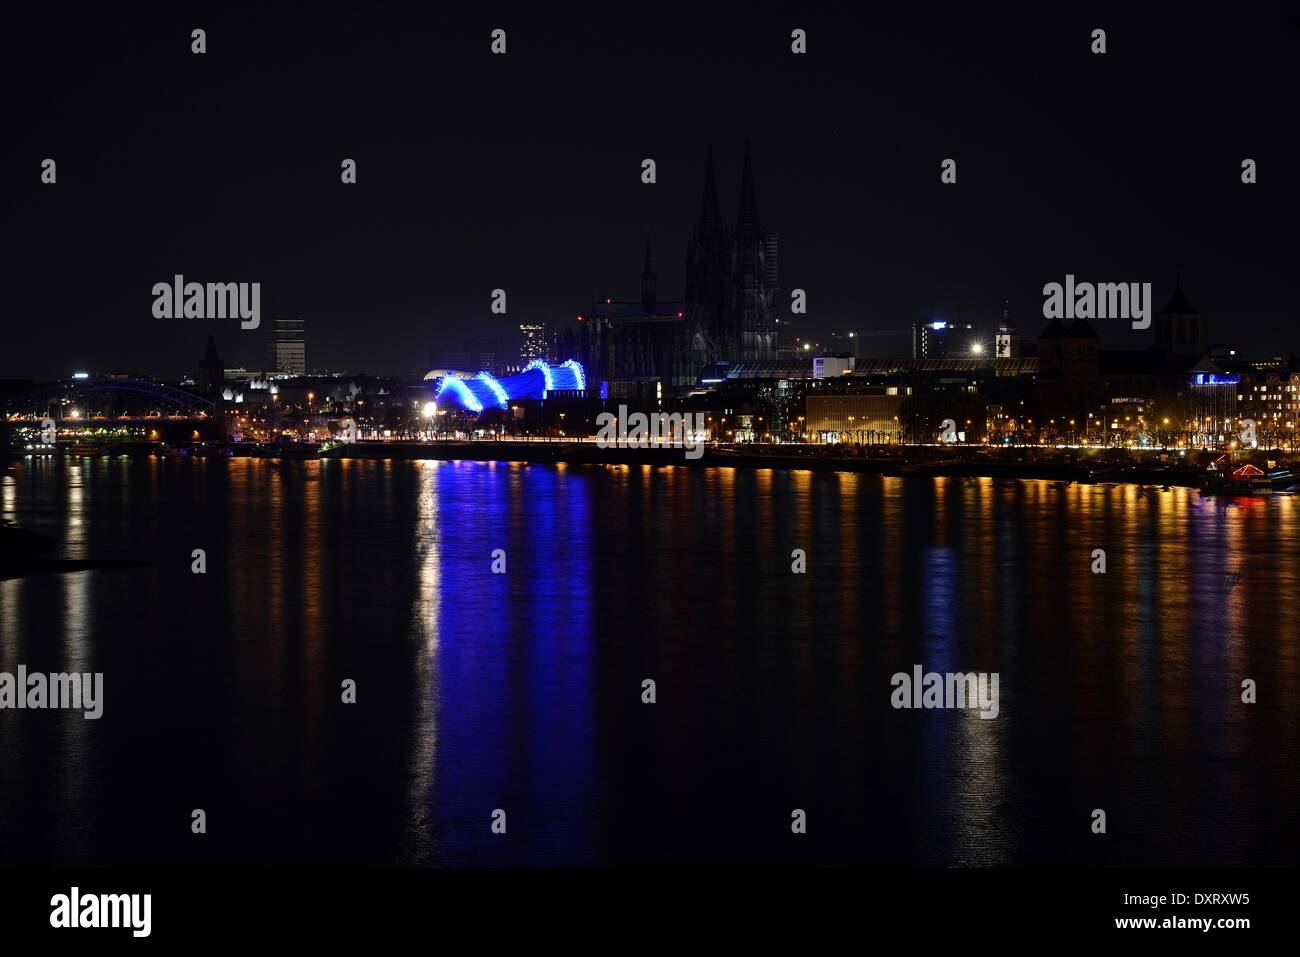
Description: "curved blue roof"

(431, 360), (586, 414)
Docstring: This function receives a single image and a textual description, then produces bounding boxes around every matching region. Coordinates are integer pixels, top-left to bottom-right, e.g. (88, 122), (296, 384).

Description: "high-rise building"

(269, 317), (306, 375)
(470, 339), (498, 375)
(913, 317), (975, 359)
(429, 339), (500, 375)
(519, 323), (547, 366)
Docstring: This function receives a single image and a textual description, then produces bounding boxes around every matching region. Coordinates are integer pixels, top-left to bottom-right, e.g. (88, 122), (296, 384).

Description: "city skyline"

(4, 7), (1293, 382)
(2, 7), (1295, 937)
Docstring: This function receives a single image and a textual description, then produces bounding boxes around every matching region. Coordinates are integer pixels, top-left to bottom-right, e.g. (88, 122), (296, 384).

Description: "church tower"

(197, 332), (225, 393)
(685, 145), (727, 336)
(725, 143), (779, 361)
(995, 300), (1020, 358)
(1154, 280), (1203, 355)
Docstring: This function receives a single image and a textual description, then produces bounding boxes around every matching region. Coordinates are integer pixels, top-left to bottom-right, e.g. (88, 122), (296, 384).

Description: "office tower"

(269, 317), (306, 374)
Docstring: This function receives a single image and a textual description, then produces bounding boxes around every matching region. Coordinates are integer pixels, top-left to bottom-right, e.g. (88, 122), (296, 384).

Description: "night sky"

(3, 5), (1293, 381)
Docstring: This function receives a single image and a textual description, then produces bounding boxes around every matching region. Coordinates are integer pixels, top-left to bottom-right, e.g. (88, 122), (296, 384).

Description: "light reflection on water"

(0, 457), (1295, 866)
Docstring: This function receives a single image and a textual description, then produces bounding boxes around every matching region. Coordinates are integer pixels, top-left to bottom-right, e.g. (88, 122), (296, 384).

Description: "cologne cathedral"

(561, 144), (780, 391)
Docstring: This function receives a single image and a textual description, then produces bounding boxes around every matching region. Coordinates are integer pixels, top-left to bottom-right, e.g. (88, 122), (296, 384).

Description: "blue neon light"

(435, 376), (483, 413)
(1192, 373), (1240, 385)
(524, 359), (555, 395)
(432, 359), (587, 415)
(476, 372), (509, 409)
(560, 359), (586, 392)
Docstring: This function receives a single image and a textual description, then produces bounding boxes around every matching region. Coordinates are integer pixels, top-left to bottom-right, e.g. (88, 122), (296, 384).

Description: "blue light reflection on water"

(0, 459), (1295, 866)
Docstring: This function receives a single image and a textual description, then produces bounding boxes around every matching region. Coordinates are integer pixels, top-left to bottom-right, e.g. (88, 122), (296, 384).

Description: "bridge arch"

(3, 378), (217, 416)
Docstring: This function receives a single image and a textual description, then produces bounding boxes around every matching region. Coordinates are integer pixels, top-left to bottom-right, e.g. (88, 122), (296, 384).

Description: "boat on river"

(1200, 462), (1297, 497)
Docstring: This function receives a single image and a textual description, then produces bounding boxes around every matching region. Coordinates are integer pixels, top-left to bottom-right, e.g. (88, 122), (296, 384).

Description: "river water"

(1, 457), (1295, 865)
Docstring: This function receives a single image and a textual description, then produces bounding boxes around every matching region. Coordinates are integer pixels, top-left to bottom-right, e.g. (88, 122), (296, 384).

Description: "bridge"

(3, 378), (217, 417)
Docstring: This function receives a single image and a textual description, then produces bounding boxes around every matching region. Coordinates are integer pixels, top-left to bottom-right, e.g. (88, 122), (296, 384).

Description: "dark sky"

(3, 5), (1294, 381)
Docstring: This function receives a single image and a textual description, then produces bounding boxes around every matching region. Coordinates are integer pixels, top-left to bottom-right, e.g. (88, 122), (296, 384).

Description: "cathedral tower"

(685, 145), (727, 347)
(726, 142), (779, 360)
(686, 144), (779, 362)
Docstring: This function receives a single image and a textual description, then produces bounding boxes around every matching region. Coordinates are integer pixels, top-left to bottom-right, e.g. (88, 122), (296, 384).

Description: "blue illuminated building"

(1191, 373), (1240, 386)
(426, 360), (587, 414)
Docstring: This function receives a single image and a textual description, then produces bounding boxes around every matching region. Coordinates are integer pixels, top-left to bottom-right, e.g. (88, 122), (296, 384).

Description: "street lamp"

(422, 401), (436, 440)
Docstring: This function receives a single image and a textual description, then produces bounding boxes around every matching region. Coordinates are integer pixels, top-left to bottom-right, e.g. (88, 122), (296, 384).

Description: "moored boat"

(1200, 463), (1297, 496)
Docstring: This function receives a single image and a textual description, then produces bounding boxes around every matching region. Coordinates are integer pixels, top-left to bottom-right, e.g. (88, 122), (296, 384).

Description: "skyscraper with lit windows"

(269, 317), (306, 375)
(519, 323), (547, 366)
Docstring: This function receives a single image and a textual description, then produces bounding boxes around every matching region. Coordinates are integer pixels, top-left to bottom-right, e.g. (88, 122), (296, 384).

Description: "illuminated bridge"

(425, 360), (586, 415)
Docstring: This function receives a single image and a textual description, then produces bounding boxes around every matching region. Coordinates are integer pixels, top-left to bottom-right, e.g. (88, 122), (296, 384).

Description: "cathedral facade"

(685, 143), (780, 363)
(562, 145), (780, 392)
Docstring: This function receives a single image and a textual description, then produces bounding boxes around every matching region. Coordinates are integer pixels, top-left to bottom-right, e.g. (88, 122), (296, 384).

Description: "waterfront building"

(269, 317), (306, 375)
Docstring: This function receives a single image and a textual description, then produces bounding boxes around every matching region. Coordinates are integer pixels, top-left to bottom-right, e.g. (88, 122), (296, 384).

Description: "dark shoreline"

(13, 441), (1279, 489)
(323, 441), (1208, 487)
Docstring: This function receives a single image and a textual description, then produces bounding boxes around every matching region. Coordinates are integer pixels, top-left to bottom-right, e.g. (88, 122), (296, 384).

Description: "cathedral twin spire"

(698, 145), (722, 237)
(696, 141), (759, 239)
(684, 143), (777, 361)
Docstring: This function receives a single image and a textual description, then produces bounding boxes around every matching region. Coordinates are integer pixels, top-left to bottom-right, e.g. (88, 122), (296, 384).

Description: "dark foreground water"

(1, 456), (1296, 866)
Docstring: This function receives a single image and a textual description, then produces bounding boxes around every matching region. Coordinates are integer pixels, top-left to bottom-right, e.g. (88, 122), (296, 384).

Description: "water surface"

(1, 457), (1295, 866)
